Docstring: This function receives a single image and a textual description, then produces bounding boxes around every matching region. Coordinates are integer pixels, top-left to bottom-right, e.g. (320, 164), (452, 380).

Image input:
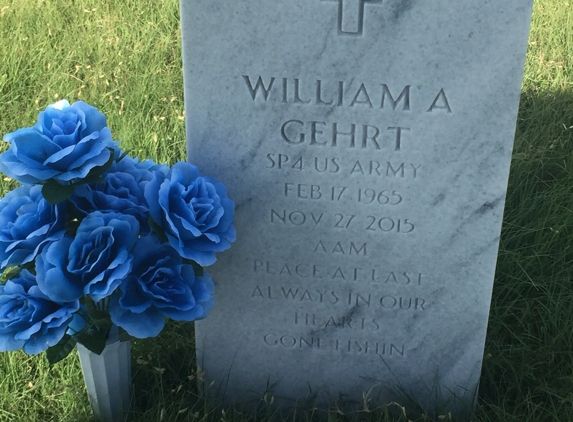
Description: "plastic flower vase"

(77, 326), (132, 421)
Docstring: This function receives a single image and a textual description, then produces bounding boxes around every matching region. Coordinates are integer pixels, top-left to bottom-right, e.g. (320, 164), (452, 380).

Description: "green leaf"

(80, 176), (105, 185)
(65, 218), (81, 237)
(46, 334), (77, 365)
(90, 309), (110, 322)
(42, 181), (75, 205)
(82, 147), (115, 183)
(185, 259), (204, 277)
(90, 314), (113, 331)
(76, 330), (108, 355)
(118, 327), (132, 343)
(82, 296), (97, 312)
(22, 261), (35, 273)
(148, 215), (169, 243)
(117, 149), (131, 163)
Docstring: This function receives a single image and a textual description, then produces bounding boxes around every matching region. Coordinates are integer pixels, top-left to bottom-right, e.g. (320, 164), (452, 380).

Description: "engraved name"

(243, 75), (452, 113)
(280, 120), (409, 151)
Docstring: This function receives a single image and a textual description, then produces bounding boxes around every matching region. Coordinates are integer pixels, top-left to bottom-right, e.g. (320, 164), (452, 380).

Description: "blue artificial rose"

(145, 162), (236, 266)
(0, 269), (79, 354)
(36, 212), (139, 303)
(109, 235), (215, 338)
(0, 185), (66, 269)
(0, 100), (114, 185)
(70, 155), (168, 233)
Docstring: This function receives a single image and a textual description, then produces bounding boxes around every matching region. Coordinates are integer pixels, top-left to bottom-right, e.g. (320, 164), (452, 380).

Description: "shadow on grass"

(478, 87), (573, 422)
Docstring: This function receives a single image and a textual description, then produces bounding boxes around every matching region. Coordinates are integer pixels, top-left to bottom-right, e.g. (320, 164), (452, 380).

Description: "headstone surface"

(180, 0), (533, 414)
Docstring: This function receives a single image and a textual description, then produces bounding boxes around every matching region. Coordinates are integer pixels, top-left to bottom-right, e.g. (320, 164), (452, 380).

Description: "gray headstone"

(180, 0), (533, 415)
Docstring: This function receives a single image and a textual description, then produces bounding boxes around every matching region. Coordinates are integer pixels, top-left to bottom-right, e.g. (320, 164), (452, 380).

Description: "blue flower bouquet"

(0, 100), (235, 363)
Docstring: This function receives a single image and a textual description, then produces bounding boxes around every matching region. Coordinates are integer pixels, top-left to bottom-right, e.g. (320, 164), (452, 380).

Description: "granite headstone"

(180, 0), (534, 415)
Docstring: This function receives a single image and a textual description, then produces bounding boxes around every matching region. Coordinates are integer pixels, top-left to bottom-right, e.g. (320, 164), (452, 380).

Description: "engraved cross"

(322, 0), (383, 36)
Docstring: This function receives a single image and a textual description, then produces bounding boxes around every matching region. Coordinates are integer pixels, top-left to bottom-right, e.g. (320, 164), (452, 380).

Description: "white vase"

(77, 326), (132, 421)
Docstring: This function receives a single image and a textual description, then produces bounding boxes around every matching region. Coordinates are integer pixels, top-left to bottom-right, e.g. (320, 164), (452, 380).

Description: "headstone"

(180, 0), (534, 416)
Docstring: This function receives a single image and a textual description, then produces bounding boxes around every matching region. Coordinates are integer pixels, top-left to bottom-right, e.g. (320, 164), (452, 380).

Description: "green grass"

(0, 0), (186, 165)
(0, 0), (572, 421)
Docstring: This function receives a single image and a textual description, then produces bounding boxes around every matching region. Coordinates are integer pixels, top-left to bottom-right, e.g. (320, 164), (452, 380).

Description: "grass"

(0, 0), (572, 420)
